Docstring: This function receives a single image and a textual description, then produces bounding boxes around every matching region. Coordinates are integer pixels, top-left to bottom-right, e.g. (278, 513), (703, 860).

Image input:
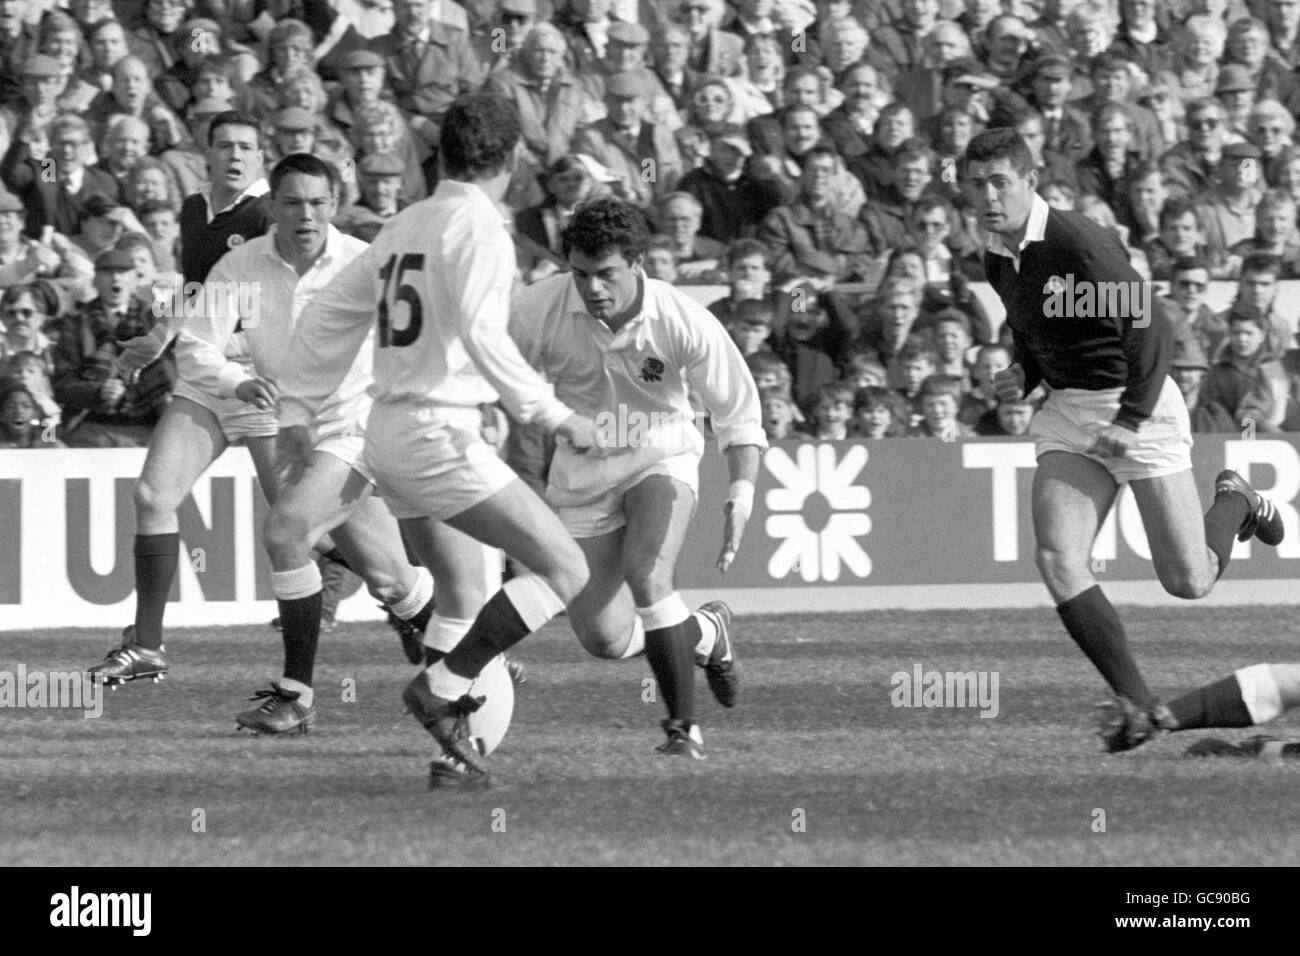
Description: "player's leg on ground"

(567, 527), (646, 659)
(621, 474), (701, 747)
(130, 397), (229, 650)
(397, 516), (489, 665)
(1167, 663), (1300, 729)
(1129, 468), (1229, 598)
(430, 479), (588, 695)
(1033, 451), (1156, 707)
(258, 451), (372, 722)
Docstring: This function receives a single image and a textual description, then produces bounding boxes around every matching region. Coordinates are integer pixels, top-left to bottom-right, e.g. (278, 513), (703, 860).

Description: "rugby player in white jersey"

(277, 93), (597, 789)
(510, 196), (766, 759)
(170, 152), (439, 734)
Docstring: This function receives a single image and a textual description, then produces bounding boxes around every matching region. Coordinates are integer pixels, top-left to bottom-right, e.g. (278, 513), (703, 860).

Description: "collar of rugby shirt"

(984, 190), (1048, 273)
(201, 177), (270, 222)
(263, 222), (343, 272)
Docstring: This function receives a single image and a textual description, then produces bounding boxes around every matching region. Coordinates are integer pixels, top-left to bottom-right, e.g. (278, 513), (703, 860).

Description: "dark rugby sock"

(1168, 675), (1254, 729)
(645, 616), (700, 724)
(1203, 494), (1250, 579)
(442, 590), (530, 679)
(1056, 585), (1153, 706)
(133, 533), (179, 650)
(280, 591), (323, 687)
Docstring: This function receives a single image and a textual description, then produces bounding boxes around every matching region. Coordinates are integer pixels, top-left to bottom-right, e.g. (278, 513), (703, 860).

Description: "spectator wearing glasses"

(1160, 98), (1228, 202)
(2, 114), (123, 239)
(0, 282), (58, 372)
(1195, 141), (1266, 270)
(1246, 99), (1298, 184)
(1162, 254), (1227, 360)
(474, 0), (539, 77)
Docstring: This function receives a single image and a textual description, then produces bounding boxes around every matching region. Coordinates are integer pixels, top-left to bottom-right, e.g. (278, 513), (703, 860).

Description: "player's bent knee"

(572, 621), (626, 659)
(262, 508), (312, 554)
(1034, 547), (1089, 593)
(133, 476), (182, 522)
(1159, 567), (1213, 601)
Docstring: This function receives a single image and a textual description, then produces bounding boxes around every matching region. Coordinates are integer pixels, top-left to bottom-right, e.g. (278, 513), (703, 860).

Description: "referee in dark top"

(179, 110), (272, 286)
(962, 127), (1286, 752)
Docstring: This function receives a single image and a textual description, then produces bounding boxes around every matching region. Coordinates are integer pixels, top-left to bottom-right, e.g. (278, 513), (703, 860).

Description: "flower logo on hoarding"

(764, 444), (872, 583)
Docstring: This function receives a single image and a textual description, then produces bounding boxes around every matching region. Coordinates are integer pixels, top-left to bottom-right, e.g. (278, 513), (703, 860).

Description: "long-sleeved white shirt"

(509, 273), (767, 505)
(173, 224), (373, 436)
(278, 179), (573, 432)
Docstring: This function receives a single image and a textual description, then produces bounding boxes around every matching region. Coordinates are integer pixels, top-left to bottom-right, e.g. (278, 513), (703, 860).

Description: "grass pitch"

(4, 606), (1300, 866)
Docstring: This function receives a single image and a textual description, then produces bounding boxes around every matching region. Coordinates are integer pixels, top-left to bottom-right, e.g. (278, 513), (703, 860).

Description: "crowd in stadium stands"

(3, 0), (1300, 450)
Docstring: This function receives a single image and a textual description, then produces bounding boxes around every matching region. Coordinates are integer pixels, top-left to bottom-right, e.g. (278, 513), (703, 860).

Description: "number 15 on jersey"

(378, 253), (424, 347)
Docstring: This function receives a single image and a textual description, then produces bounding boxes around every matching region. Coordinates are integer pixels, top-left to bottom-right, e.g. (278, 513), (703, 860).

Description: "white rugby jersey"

(510, 273), (767, 503)
(174, 224), (374, 435)
(278, 179), (572, 432)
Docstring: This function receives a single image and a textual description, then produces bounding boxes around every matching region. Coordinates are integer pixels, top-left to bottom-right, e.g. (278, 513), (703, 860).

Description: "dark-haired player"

(510, 196), (765, 759)
(171, 152), (437, 735)
(277, 93), (599, 789)
(962, 127), (1287, 753)
(88, 111), (281, 685)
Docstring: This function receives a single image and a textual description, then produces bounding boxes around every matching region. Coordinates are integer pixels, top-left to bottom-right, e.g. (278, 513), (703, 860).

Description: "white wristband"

(727, 479), (755, 523)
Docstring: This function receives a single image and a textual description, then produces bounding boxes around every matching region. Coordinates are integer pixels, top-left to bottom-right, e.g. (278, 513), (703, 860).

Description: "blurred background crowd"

(2, 0), (1300, 451)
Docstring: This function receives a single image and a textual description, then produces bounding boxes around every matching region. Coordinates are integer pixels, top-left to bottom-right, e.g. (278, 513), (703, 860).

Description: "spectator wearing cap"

(1109, 0), (1177, 79)
(0, 188), (94, 293)
(334, 152), (408, 243)
(2, 113), (123, 239)
(474, 0), (539, 77)
(1159, 97), (1229, 201)
(51, 246), (174, 447)
(1195, 141), (1266, 266)
(678, 127), (783, 241)
(758, 144), (873, 285)
(570, 69), (681, 210)
(1246, 99), (1298, 183)
(7, 53), (67, 141)
(1075, 53), (1166, 161)
(582, 20), (682, 132)
(490, 25), (595, 175)
(846, 102), (918, 203)
(677, 0), (746, 79)
(1025, 53), (1092, 164)
(1167, 332), (1225, 430)
(0, 281), (59, 372)
(1224, 16), (1300, 116)
(368, 0), (484, 145)
(351, 102), (428, 204)
(246, 19), (315, 120)
(1073, 102), (1143, 214)
(1228, 188), (1300, 276)
(1216, 63), (1259, 140)
(872, 0), (940, 75)
(326, 49), (395, 147)
(650, 21), (702, 111)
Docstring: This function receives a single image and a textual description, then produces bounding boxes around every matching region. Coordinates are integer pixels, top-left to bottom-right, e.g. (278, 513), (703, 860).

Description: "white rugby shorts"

(1030, 376), (1193, 482)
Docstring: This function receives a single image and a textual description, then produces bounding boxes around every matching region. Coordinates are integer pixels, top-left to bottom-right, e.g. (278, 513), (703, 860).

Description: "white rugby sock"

(693, 610), (720, 660)
(426, 614), (473, 653)
(426, 660), (474, 699)
(389, 566), (433, 620)
(619, 617), (646, 659)
(274, 676), (314, 708)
